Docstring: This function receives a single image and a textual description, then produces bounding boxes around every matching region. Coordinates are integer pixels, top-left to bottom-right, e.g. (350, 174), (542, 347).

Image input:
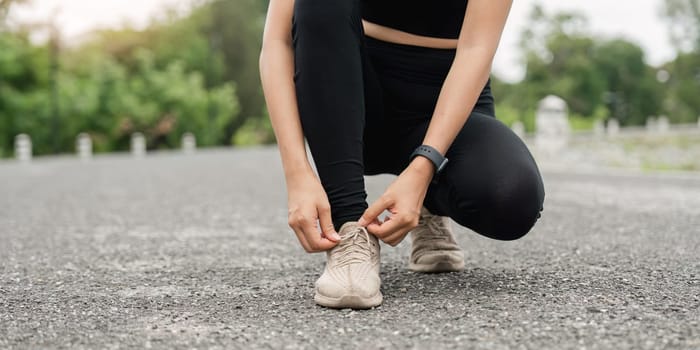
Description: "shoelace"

(416, 213), (451, 243)
(333, 226), (373, 268)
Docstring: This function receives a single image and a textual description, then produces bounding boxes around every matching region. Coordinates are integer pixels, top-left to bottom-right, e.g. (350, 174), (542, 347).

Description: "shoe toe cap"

(315, 273), (349, 298)
(316, 268), (381, 299)
(349, 275), (381, 298)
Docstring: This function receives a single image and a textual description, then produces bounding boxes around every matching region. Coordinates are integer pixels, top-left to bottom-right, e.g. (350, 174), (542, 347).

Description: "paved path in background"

(1, 147), (699, 349)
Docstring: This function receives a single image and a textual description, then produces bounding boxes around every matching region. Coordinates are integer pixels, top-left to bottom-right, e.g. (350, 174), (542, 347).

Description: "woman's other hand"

(358, 157), (435, 246)
(287, 171), (342, 253)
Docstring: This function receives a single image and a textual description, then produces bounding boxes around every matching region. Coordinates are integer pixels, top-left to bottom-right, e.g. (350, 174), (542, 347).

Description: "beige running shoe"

(314, 222), (382, 309)
(408, 207), (465, 273)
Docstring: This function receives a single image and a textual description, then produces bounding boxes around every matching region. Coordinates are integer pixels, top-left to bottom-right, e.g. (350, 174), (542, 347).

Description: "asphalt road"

(1, 147), (699, 349)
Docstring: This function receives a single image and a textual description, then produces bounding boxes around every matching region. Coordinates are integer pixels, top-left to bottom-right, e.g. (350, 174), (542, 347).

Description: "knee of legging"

(486, 203), (542, 241)
(293, 0), (357, 35)
(486, 173), (544, 240)
(451, 170), (544, 241)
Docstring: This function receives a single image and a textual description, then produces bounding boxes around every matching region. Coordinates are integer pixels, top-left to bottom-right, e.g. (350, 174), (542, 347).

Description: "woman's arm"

(359, 0), (513, 244)
(420, 0), (513, 157)
(259, 0), (310, 180)
(260, 0), (341, 252)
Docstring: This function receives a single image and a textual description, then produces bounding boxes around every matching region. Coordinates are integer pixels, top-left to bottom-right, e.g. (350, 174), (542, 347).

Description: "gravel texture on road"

(1, 147), (699, 349)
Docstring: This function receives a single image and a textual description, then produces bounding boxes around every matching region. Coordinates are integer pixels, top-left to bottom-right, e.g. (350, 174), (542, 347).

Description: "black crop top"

(361, 1), (468, 39)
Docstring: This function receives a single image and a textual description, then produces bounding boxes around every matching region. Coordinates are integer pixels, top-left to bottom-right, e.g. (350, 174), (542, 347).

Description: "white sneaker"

(408, 207), (465, 273)
(314, 222), (382, 309)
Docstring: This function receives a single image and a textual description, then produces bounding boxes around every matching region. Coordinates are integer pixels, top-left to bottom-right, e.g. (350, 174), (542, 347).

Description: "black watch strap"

(410, 145), (449, 177)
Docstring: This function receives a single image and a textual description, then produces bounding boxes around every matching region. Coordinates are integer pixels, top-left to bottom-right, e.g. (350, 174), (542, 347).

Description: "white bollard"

(593, 120), (605, 137)
(182, 132), (196, 154)
(657, 115), (670, 134)
(606, 119), (620, 137)
(131, 132), (146, 157)
(14, 134), (32, 162)
(646, 116), (657, 133)
(76, 133), (93, 161)
(534, 95), (570, 154)
(511, 121), (525, 139)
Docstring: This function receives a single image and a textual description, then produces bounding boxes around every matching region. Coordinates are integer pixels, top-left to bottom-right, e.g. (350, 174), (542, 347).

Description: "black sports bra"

(361, 1), (469, 39)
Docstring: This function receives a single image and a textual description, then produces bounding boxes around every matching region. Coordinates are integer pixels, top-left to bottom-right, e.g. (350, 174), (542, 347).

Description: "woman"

(259, 0), (545, 309)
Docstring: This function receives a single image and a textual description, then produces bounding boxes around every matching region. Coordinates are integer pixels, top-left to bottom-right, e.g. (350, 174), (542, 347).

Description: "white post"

(76, 133), (93, 161)
(14, 134), (32, 163)
(182, 132), (196, 154)
(511, 121), (525, 139)
(535, 95), (570, 154)
(131, 132), (146, 157)
(657, 115), (670, 134)
(646, 116), (657, 133)
(593, 120), (605, 138)
(607, 119), (620, 137)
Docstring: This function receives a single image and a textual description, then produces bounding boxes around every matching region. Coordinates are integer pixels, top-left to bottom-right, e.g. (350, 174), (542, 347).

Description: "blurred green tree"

(494, 4), (664, 128)
(594, 40), (663, 125)
(662, 53), (700, 123)
(0, 30), (239, 156)
(0, 29), (51, 156)
(57, 49), (239, 153)
(208, 0), (269, 143)
(83, 0), (270, 145)
(661, 0), (700, 123)
(0, 0), (248, 156)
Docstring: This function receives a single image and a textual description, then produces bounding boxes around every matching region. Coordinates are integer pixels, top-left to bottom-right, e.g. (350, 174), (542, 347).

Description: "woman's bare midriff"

(362, 20), (459, 49)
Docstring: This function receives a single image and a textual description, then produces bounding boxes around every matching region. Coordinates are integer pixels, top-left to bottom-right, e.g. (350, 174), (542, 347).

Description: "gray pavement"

(1, 147), (699, 349)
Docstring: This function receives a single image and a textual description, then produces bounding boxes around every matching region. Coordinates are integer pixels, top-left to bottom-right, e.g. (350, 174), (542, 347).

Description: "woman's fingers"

(318, 204), (341, 242)
(303, 214), (338, 252)
(367, 215), (403, 238)
(358, 196), (393, 227)
(289, 211), (338, 253)
(367, 212), (417, 244)
(383, 227), (412, 246)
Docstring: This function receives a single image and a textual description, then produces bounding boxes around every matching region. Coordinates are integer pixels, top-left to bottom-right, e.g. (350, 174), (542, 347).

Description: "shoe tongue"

(337, 224), (371, 247)
(339, 221), (361, 233)
(419, 214), (437, 227)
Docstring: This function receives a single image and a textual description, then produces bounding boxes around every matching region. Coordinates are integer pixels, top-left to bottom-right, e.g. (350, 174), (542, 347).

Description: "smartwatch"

(409, 145), (449, 182)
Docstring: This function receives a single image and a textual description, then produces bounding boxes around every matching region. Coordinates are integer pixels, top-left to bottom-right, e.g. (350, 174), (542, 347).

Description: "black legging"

(292, 0), (545, 241)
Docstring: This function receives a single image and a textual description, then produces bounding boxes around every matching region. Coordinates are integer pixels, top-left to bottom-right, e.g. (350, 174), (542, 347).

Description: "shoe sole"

(314, 292), (383, 309)
(409, 260), (465, 273)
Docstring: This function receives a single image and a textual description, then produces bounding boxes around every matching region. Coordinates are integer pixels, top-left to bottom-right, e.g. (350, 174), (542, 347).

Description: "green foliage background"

(0, 0), (266, 157)
(0, 0), (699, 157)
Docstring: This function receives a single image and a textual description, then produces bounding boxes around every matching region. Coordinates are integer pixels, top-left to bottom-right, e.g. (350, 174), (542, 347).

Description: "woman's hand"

(358, 157), (435, 246)
(287, 171), (342, 253)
